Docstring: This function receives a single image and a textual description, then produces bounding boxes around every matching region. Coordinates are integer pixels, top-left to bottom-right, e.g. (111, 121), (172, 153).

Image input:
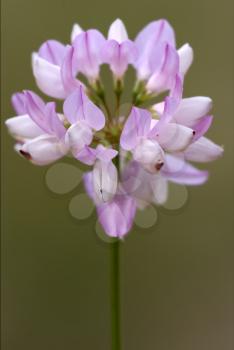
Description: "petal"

(184, 137), (224, 162)
(63, 86), (105, 130)
(44, 102), (66, 139)
(108, 18), (128, 43)
(5, 115), (44, 140)
(61, 46), (81, 94)
(71, 23), (83, 43)
(76, 146), (97, 165)
(19, 135), (68, 166)
(146, 44), (179, 93)
(173, 96), (213, 127)
(162, 155), (209, 185)
(65, 121), (93, 154)
(192, 115), (213, 141)
(177, 43), (194, 76)
(133, 138), (165, 173)
(96, 145), (118, 162)
(134, 19), (176, 79)
(73, 30), (106, 79)
(23, 90), (48, 132)
(150, 175), (168, 204)
(97, 193), (136, 238)
(32, 53), (67, 99)
(156, 123), (194, 152)
(38, 40), (66, 66)
(11, 93), (26, 115)
(103, 40), (137, 77)
(151, 74), (183, 132)
(120, 107), (151, 150)
(93, 160), (118, 203)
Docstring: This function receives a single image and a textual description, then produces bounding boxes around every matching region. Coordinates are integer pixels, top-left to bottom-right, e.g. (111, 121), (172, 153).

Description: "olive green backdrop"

(1, 0), (234, 349)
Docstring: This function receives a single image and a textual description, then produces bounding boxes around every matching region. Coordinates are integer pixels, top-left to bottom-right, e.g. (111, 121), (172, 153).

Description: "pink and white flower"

(6, 18), (223, 237)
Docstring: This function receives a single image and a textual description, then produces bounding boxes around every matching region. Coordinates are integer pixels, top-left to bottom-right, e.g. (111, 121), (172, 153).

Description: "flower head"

(6, 19), (223, 238)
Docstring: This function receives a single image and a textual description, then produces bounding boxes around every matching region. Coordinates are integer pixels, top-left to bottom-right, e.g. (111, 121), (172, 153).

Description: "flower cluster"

(6, 19), (223, 237)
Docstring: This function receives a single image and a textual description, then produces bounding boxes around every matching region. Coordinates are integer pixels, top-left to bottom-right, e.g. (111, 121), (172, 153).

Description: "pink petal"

(146, 44), (179, 93)
(73, 29), (106, 79)
(11, 93), (26, 115)
(63, 86), (105, 130)
(120, 107), (151, 150)
(162, 155), (209, 185)
(103, 40), (137, 78)
(135, 19), (176, 79)
(44, 102), (66, 139)
(38, 40), (66, 66)
(97, 192), (136, 238)
(192, 115), (213, 141)
(61, 46), (81, 94)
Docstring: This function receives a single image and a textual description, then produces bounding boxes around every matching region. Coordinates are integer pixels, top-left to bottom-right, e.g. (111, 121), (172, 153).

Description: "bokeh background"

(1, 0), (234, 349)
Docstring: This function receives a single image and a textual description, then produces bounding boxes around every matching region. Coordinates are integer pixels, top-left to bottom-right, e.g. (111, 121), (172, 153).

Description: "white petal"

(133, 139), (165, 174)
(185, 137), (224, 162)
(20, 135), (68, 166)
(177, 43), (194, 76)
(71, 23), (83, 43)
(93, 160), (118, 203)
(157, 123), (194, 152)
(5, 115), (44, 140)
(108, 19), (128, 43)
(65, 122), (93, 155)
(151, 175), (168, 205)
(173, 96), (213, 127)
(32, 53), (67, 99)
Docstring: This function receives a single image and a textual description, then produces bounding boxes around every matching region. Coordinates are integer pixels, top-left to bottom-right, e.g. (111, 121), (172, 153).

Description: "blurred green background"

(1, 0), (234, 349)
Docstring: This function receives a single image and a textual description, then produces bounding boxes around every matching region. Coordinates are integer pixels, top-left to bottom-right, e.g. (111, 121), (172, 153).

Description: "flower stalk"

(110, 240), (121, 350)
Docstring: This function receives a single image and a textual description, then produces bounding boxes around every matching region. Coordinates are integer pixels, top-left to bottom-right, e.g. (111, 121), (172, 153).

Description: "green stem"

(110, 240), (121, 350)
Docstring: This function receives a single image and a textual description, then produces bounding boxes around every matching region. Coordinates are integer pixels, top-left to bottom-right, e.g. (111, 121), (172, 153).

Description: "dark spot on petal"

(192, 130), (196, 135)
(19, 150), (31, 160)
(155, 162), (164, 171)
